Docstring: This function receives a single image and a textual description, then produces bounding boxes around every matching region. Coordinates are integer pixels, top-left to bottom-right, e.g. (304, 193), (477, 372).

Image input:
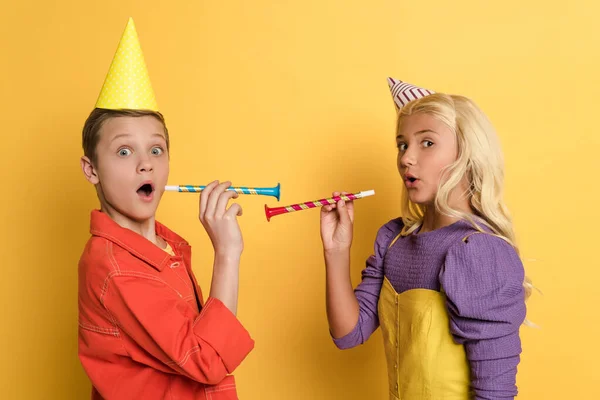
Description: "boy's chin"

(128, 205), (160, 222)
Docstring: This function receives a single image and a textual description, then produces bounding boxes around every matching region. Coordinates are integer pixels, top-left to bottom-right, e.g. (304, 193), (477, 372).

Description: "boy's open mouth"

(137, 183), (154, 197)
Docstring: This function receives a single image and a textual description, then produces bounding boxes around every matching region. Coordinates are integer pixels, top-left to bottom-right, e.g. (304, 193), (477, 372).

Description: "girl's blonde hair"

(397, 93), (533, 300)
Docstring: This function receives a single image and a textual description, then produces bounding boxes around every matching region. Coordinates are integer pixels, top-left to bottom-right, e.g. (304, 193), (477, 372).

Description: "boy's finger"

(199, 180), (219, 221)
(215, 190), (239, 218)
(225, 203), (243, 218)
(205, 181), (230, 219)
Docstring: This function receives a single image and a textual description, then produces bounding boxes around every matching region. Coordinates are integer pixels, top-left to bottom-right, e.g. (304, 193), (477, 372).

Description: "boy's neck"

(100, 204), (162, 247)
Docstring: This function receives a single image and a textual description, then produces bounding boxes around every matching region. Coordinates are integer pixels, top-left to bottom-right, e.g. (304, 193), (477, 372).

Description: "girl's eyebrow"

(396, 129), (438, 139)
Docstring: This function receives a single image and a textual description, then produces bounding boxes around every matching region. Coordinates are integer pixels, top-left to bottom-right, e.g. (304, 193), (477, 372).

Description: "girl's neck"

(419, 202), (473, 234)
(419, 179), (474, 234)
(419, 210), (462, 233)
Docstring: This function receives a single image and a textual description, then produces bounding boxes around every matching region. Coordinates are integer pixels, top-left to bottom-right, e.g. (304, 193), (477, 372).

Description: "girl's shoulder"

(380, 217), (404, 235)
(444, 229), (524, 281)
(372, 217), (404, 254)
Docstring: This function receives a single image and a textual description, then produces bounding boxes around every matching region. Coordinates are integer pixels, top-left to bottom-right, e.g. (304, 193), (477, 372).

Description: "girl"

(320, 78), (530, 400)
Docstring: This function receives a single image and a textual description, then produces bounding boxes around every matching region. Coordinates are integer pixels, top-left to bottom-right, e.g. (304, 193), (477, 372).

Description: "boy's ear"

(81, 156), (99, 185)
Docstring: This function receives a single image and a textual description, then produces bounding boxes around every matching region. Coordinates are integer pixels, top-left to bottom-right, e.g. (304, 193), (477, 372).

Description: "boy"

(78, 18), (254, 399)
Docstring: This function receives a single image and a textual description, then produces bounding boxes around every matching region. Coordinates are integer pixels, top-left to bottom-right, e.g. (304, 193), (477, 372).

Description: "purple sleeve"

(440, 233), (527, 400)
(333, 218), (402, 349)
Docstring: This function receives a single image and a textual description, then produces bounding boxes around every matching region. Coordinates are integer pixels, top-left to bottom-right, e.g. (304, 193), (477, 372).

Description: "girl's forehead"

(398, 113), (452, 137)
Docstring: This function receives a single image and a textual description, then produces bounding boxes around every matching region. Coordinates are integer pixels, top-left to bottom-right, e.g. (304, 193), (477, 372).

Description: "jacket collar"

(89, 210), (189, 271)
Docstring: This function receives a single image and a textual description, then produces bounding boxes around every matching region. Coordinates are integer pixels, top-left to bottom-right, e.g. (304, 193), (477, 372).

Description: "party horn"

(165, 183), (281, 201)
(264, 190), (375, 221)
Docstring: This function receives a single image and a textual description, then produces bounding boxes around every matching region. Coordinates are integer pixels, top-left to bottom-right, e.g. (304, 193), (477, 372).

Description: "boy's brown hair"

(82, 108), (170, 164)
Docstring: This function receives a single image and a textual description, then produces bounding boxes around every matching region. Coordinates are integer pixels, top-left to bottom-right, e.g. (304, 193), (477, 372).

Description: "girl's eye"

(423, 140), (434, 148)
(397, 143), (407, 151)
(151, 147), (164, 156)
(118, 148), (132, 156)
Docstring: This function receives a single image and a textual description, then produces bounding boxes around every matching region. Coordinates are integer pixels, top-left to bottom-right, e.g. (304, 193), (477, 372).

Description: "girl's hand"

(320, 191), (354, 254)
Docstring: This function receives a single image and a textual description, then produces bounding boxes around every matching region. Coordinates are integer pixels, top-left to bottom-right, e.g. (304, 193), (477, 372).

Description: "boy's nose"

(137, 158), (154, 173)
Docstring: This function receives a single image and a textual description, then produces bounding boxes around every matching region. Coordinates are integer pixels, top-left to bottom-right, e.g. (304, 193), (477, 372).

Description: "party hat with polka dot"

(95, 18), (158, 111)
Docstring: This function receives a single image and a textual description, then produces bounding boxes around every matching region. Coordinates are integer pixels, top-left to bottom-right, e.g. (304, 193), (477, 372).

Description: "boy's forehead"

(100, 116), (166, 139)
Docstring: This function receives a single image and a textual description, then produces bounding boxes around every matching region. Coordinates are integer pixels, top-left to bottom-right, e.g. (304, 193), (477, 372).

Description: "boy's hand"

(320, 191), (354, 254)
(199, 181), (244, 259)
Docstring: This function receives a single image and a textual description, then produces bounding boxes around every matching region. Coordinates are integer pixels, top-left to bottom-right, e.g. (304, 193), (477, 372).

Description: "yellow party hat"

(95, 18), (158, 111)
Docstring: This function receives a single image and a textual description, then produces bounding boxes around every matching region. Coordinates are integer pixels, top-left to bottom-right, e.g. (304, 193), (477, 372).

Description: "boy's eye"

(397, 143), (407, 151)
(151, 146), (164, 156)
(118, 148), (132, 156)
(423, 140), (434, 148)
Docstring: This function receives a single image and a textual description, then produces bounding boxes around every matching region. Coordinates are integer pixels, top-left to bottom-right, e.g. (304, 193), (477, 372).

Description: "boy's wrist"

(214, 252), (241, 269)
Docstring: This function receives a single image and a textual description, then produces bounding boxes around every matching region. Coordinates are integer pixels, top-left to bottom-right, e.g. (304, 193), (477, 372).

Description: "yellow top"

(378, 278), (471, 400)
(95, 18), (159, 111)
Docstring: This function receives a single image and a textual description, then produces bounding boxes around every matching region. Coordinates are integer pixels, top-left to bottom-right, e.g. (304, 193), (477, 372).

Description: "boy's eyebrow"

(396, 129), (438, 139)
(110, 132), (166, 143)
(110, 133), (132, 143)
(151, 133), (167, 140)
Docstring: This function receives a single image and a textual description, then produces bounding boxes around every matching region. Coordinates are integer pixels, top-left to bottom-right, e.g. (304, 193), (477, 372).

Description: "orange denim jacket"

(78, 210), (254, 399)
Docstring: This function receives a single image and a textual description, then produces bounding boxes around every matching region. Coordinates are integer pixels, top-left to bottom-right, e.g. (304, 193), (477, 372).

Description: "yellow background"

(1, 1), (598, 398)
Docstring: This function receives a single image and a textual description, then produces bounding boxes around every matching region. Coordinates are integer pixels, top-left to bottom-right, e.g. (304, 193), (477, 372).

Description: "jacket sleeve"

(103, 273), (254, 385)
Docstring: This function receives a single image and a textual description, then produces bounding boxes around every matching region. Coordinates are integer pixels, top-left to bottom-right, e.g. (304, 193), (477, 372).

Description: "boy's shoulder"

(81, 211), (190, 280)
(78, 234), (146, 282)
